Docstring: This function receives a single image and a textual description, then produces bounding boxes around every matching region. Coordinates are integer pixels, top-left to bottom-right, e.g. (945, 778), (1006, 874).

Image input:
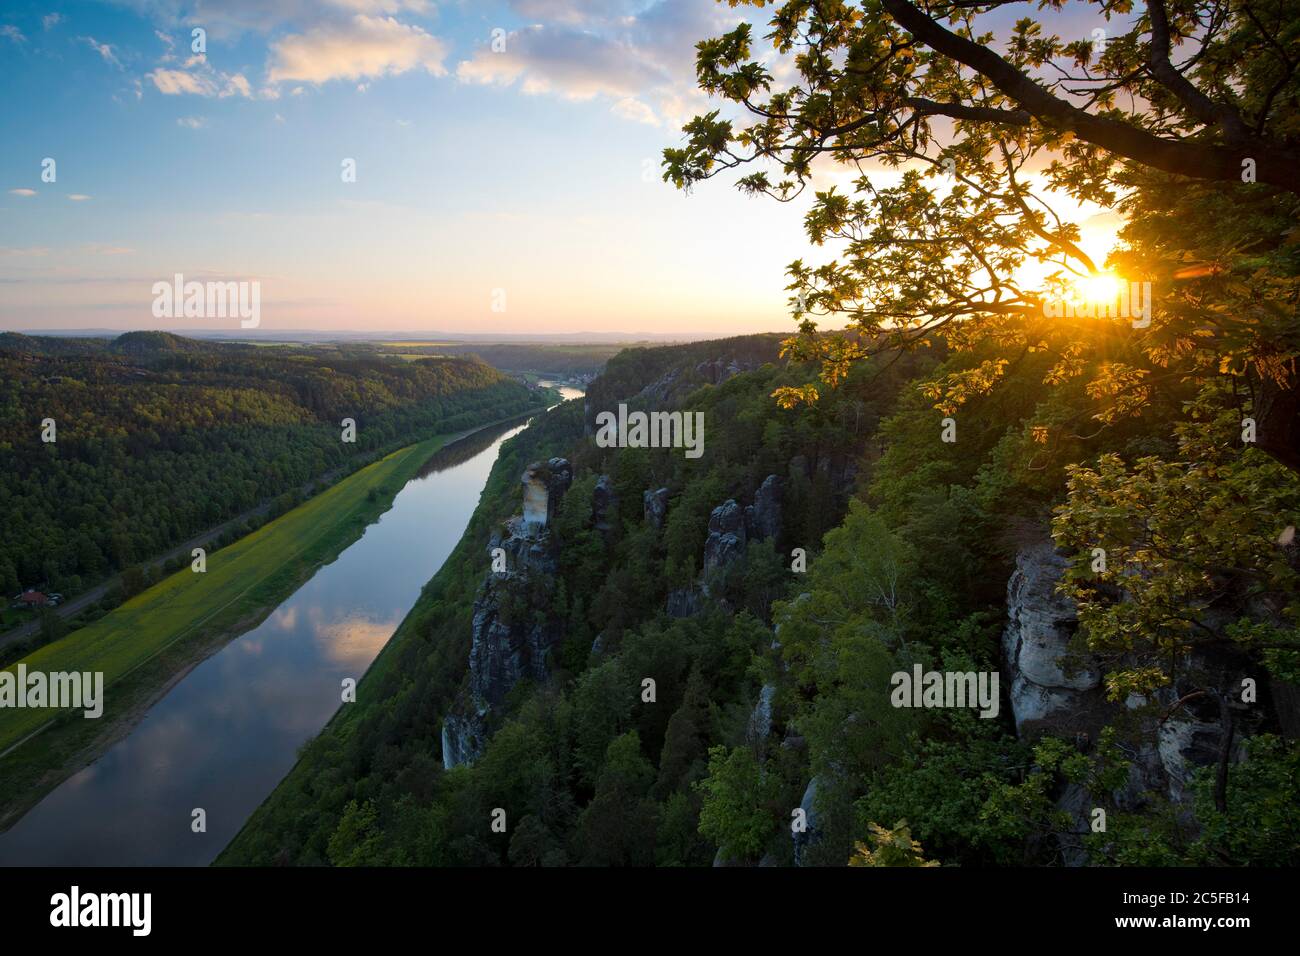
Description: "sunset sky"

(1, 0), (1122, 337)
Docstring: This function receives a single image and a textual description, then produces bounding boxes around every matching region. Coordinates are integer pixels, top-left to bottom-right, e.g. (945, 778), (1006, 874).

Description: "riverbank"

(0, 404), (551, 833)
(216, 391), (584, 865)
(0, 394), (556, 659)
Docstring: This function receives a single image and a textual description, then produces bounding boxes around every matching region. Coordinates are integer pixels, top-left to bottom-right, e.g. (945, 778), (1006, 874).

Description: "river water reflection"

(0, 389), (581, 866)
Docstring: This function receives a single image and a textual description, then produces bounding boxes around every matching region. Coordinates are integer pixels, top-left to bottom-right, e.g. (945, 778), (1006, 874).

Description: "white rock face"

(519, 458), (573, 530)
(1158, 713), (1226, 803)
(1002, 541), (1101, 735)
(1007, 678), (1086, 731)
(521, 470), (550, 527)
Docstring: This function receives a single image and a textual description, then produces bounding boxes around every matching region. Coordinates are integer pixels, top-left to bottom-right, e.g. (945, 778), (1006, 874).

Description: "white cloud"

(456, 0), (735, 123)
(67, 194), (92, 201)
(330, 0), (431, 12)
(80, 36), (124, 68)
(612, 96), (658, 126)
(506, 0), (640, 25)
(267, 14), (448, 85)
(110, 0), (432, 39)
(42, 13), (63, 30)
(1, 24), (26, 43)
(8, 188), (36, 197)
(226, 72), (252, 96)
(147, 58), (253, 98)
(149, 68), (213, 94)
(457, 25), (667, 101)
(177, 115), (207, 128)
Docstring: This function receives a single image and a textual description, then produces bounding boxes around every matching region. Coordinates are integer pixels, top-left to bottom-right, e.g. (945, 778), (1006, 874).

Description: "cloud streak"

(81, 36), (125, 68)
(456, 0), (736, 126)
(147, 55), (252, 97)
(267, 14), (448, 85)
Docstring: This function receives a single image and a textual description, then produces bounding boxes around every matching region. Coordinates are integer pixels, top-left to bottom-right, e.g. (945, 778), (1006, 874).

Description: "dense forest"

(0, 331), (546, 602)
(369, 342), (629, 377)
(217, 0), (1300, 868)
(6, 0), (1293, 871)
(223, 315), (1299, 866)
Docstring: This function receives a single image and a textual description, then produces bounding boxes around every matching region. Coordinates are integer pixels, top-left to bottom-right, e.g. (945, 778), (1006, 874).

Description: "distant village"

(9, 589), (63, 611)
(521, 373), (594, 391)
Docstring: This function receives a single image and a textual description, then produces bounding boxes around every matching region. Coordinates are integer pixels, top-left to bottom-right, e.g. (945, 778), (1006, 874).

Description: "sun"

(1072, 272), (1122, 308)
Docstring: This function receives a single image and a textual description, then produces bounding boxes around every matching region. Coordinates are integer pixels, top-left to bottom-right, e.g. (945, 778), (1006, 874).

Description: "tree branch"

(1147, 0), (1249, 142)
(879, 0), (1300, 193)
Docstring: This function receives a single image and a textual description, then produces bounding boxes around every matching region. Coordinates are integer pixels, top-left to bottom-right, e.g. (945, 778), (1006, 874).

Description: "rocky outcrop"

(441, 711), (485, 770)
(491, 517), (559, 577)
(520, 458), (572, 530)
(592, 474), (617, 537)
(443, 458), (572, 769)
(667, 481), (783, 616)
(643, 487), (669, 530)
(695, 357), (754, 385)
(1147, 663), (1256, 805)
(1001, 537), (1271, 865)
(704, 499), (747, 575)
(468, 595), (561, 706)
(744, 475), (782, 541)
(666, 586), (705, 618)
(582, 336), (782, 435)
(793, 777), (823, 866)
(1002, 541), (1103, 737)
(1157, 712), (1225, 804)
(747, 683), (776, 745)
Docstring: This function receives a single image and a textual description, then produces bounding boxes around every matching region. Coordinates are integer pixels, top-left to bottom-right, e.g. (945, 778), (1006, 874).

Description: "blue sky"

(0, 0), (1123, 337)
(1, 0), (814, 335)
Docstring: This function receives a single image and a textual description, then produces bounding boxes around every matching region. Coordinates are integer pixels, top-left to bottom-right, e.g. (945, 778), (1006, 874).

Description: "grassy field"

(0, 607), (36, 632)
(0, 432), (452, 826)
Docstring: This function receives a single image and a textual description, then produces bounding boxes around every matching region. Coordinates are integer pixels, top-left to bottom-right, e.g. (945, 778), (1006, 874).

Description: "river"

(0, 385), (583, 866)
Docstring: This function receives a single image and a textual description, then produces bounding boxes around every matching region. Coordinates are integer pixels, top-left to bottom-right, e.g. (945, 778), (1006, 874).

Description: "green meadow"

(0, 432), (449, 825)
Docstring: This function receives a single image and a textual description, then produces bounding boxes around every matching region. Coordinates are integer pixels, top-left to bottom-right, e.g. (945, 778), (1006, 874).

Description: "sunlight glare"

(1075, 272), (1122, 307)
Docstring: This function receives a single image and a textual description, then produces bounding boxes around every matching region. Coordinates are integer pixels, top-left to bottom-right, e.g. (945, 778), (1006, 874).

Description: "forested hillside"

(219, 335), (921, 865)
(0, 332), (545, 601)
(222, 0), (1299, 870)
(370, 341), (628, 377)
(223, 322), (1299, 867)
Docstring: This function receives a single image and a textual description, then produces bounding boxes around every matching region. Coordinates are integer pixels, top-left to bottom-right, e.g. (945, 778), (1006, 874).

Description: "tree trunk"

(1256, 375), (1300, 473)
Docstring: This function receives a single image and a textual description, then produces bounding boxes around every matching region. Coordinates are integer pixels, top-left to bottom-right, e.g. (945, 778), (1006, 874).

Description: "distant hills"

(11, 328), (749, 345)
(0, 330), (225, 357)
